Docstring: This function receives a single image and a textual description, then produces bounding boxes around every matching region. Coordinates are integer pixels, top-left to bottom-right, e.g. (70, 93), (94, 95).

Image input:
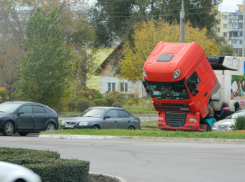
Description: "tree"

(18, 8), (72, 108)
(90, 0), (221, 46)
(119, 19), (221, 82)
(220, 45), (235, 56)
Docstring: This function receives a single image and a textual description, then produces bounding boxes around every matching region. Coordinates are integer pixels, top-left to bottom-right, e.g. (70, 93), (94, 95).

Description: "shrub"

(93, 99), (108, 106)
(89, 101), (97, 107)
(0, 147), (89, 182)
(231, 116), (245, 130)
(91, 90), (104, 100)
(67, 101), (75, 112)
(105, 97), (114, 106)
(76, 100), (90, 112)
(112, 102), (123, 108)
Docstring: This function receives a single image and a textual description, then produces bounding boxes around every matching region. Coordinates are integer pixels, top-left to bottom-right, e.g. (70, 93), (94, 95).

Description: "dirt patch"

(89, 174), (120, 182)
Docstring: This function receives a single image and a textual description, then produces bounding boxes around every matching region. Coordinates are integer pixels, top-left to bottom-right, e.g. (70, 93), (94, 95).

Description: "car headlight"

(79, 122), (88, 126)
(61, 120), (66, 125)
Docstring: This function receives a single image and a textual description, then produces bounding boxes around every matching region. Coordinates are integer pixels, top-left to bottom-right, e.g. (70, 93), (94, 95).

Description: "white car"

(212, 109), (245, 132)
(0, 161), (41, 182)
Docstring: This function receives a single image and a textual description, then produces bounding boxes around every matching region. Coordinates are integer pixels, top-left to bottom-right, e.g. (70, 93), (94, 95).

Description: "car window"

(105, 110), (117, 118)
(33, 106), (46, 113)
(81, 108), (106, 118)
(44, 106), (52, 113)
(117, 110), (130, 118)
(19, 105), (32, 114)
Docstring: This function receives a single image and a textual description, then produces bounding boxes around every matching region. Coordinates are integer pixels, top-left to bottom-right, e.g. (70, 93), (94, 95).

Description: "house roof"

(96, 42), (124, 74)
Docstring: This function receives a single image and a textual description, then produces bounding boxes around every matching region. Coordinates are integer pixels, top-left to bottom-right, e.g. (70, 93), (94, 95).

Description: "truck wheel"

(2, 121), (14, 136)
(206, 125), (211, 131)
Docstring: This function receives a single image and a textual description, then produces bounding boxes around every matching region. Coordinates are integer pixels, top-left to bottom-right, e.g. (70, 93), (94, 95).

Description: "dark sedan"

(60, 107), (141, 130)
(0, 101), (59, 136)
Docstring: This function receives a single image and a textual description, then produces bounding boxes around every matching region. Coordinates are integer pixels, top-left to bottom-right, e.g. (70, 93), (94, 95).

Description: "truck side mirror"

(192, 89), (199, 96)
(142, 81), (150, 94)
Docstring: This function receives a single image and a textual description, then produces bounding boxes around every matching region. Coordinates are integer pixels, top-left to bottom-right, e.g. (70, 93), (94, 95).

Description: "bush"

(89, 101), (97, 107)
(76, 100), (90, 112)
(105, 97), (114, 106)
(93, 99), (108, 106)
(91, 90), (104, 100)
(112, 102), (123, 108)
(0, 147), (89, 182)
(231, 116), (245, 130)
(67, 101), (75, 112)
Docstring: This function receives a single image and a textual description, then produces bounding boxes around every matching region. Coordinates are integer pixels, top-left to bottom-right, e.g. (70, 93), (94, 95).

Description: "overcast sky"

(219, 0), (243, 12)
(88, 0), (243, 13)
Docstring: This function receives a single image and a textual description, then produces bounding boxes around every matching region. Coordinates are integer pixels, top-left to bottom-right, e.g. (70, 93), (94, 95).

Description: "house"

(97, 42), (146, 98)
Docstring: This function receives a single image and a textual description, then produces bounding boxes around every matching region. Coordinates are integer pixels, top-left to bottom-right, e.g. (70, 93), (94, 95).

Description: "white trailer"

(208, 56), (244, 112)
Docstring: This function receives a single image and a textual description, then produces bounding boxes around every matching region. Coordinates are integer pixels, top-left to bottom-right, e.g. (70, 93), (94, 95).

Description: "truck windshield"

(144, 80), (190, 99)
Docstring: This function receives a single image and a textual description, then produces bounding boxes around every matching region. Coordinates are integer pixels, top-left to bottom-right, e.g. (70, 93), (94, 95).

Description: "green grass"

(41, 128), (245, 140)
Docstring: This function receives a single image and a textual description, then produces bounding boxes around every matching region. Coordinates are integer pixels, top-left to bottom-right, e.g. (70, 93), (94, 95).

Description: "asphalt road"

(0, 136), (245, 182)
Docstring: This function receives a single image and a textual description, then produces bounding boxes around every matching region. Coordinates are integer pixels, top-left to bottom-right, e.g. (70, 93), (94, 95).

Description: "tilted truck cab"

(142, 41), (220, 131)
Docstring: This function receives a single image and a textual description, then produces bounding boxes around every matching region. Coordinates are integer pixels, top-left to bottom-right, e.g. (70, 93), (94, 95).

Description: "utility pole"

(180, 0), (185, 43)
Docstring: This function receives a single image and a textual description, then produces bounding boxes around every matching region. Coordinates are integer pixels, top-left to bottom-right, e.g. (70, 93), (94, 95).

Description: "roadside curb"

(39, 134), (245, 143)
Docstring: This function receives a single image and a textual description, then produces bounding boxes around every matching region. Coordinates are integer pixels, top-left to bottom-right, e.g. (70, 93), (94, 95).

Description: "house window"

(240, 32), (243, 36)
(108, 83), (115, 91)
(224, 15), (228, 20)
(231, 41), (234, 44)
(240, 40), (242, 44)
(120, 83), (128, 92)
(223, 32), (227, 37)
(217, 28), (220, 33)
(217, 20), (220, 24)
(234, 41), (237, 44)
(223, 24), (227, 28)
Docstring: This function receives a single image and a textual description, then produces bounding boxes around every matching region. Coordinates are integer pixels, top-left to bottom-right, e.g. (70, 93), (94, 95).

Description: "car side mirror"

(104, 116), (110, 119)
(18, 112), (24, 116)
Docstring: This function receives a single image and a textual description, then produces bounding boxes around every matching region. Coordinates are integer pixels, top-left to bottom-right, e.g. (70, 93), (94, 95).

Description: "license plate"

(65, 124), (74, 128)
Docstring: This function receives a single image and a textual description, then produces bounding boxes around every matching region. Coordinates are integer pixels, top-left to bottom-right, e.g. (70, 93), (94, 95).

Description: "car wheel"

(92, 125), (100, 129)
(3, 121), (14, 136)
(18, 132), (28, 136)
(128, 126), (135, 130)
(46, 123), (55, 131)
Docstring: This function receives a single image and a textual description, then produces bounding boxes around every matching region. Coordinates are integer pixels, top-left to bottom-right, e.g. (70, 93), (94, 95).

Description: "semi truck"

(142, 41), (244, 131)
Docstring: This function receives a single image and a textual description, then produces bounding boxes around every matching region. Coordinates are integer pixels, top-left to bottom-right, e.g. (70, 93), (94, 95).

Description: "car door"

(33, 105), (48, 131)
(103, 110), (117, 129)
(17, 105), (34, 130)
(116, 110), (131, 129)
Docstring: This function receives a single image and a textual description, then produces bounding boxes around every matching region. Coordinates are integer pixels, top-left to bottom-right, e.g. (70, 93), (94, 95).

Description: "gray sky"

(219, 0), (243, 12)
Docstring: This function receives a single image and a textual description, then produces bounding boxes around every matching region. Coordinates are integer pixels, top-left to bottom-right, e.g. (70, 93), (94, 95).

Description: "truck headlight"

(189, 118), (198, 122)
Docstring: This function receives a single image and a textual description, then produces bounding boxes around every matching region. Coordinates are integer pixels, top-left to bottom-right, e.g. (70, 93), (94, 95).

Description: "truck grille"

(155, 103), (190, 112)
(165, 112), (186, 127)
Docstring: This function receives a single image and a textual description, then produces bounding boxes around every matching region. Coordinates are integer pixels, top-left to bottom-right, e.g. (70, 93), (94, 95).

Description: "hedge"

(0, 147), (89, 182)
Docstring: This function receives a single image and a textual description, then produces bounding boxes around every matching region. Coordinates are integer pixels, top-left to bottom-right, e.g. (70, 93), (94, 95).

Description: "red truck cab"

(143, 42), (220, 131)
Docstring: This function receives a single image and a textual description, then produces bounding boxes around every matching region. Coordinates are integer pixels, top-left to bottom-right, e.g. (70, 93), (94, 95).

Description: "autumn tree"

(220, 45), (235, 56)
(18, 8), (72, 108)
(90, 0), (221, 46)
(119, 19), (221, 82)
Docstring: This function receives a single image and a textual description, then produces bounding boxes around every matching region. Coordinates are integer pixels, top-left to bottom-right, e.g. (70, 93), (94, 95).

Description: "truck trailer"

(142, 41), (243, 131)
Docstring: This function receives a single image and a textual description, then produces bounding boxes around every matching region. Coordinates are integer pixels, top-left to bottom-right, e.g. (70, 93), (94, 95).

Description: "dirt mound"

(89, 174), (120, 182)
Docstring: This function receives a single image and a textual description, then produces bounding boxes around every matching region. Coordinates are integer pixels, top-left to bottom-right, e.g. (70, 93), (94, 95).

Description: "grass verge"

(41, 128), (245, 140)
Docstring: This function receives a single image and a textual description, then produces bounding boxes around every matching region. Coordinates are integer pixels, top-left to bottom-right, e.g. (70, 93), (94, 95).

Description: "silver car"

(60, 107), (141, 130)
(212, 109), (245, 132)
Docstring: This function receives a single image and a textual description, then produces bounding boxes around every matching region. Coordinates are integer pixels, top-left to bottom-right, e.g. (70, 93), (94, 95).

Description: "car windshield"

(79, 108), (106, 118)
(144, 79), (189, 99)
(0, 103), (23, 113)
